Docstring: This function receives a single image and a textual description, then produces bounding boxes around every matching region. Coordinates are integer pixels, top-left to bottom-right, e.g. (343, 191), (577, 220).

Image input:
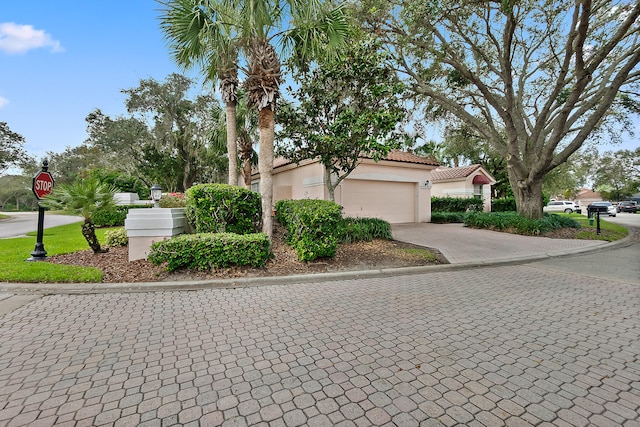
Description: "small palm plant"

(41, 178), (117, 253)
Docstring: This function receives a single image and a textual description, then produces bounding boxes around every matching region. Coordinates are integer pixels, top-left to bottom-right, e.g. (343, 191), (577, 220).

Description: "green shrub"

(148, 232), (271, 271)
(185, 184), (261, 234)
(464, 211), (580, 235)
(104, 227), (128, 247)
(338, 217), (393, 243)
(431, 212), (466, 223)
(491, 197), (516, 212)
(275, 199), (343, 261)
(431, 196), (483, 213)
(93, 205), (151, 227)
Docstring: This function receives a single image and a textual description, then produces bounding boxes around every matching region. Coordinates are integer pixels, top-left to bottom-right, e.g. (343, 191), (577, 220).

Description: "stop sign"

(32, 171), (55, 200)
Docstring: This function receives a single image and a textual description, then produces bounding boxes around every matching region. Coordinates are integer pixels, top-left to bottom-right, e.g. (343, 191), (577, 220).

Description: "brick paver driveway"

(1, 263), (639, 426)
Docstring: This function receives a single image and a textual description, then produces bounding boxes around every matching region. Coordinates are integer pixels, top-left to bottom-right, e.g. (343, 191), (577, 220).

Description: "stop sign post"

(27, 160), (55, 262)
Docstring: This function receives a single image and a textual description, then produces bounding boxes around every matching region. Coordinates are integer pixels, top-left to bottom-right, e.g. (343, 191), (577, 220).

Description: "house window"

(473, 184), (483, 198)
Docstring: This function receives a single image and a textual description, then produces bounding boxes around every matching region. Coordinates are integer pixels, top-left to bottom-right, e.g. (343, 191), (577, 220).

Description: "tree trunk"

(510, 171), (544, 219)
(325, 168), (336, 202)
(238, 135), (254, 188)
(243, 156), (253, 188)
(82, 220), (106, 254)
(258, 108), (275, 239)
(226, 102), (238, 186)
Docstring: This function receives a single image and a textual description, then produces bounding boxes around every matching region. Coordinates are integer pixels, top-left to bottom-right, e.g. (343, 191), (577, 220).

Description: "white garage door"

(341, 179), (415, 223)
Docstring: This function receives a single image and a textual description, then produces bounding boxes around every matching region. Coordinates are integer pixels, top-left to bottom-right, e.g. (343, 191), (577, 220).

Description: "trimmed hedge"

(464, 211), (580, 235)
(148, 232), (271, 271)
(491, 197), (516, 212)
(338, 217), (393, 243)
(275, 199), (343, 261)
(93, 205), (151, 227)
(185, 184), (261, 234)
(431, 196), (483, 213)
(431, 212), (466, 223)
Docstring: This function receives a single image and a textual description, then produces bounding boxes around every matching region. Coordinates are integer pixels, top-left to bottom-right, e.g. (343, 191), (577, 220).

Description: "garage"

(340, 179), (416, 223)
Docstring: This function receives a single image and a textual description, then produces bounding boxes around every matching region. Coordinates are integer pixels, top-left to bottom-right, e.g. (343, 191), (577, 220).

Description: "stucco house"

(250, 150), (440, 223)
(574, 188), (603, 208)
(430, 164), (496, 212)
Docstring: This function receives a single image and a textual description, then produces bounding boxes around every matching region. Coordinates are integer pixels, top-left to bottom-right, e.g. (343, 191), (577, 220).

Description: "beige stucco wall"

(262, 159), (435, 223)
(432, 172), (493, 212)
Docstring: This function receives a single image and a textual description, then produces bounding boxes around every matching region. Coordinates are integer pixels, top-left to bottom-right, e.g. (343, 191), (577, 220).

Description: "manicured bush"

(431, 212), (466, 223)
(148, 232), (271, 271)
(104, 227), (128, 247)
(464, 211), (580, 235)
(93, 205), (151, 227)
(185, 184), (261, 234)
(431, 196), (483, 213)
(275, 199), (343, 261)
(338, 217), (393, 243)
(491, 197), (516, 212)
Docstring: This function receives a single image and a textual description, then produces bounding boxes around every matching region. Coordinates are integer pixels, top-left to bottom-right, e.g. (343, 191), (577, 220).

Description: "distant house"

(250, 150), (440, 223)
(430, 165), (496, 212)
(574, 188), (602, 208)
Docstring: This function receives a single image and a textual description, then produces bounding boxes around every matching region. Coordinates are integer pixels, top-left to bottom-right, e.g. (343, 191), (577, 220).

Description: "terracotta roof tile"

(576, 188), (601, 199)
(431, 164), (482, 181)
(362, 149), (440, 166)
(270, 150), (439, 171)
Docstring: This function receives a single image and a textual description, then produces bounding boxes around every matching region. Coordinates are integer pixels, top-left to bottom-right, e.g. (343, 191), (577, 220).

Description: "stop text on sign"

(35, 180), (52, 192)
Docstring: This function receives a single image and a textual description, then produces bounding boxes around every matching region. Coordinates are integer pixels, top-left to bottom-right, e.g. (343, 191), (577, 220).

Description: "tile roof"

(363, 149), (440, 166)
(575, 188), (601, 199)
(431, 164), (482, 181)
(271, 150), (439, 170)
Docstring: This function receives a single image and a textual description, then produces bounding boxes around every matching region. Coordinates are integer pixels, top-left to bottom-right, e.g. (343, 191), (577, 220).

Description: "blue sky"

(0, 0), (202, 161)
(0, 1), (637, 166)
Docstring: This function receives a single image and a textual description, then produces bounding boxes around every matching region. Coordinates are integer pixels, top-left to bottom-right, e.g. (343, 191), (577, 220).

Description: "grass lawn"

(0, 223), (107, 283)
(560, 213), (628, 241)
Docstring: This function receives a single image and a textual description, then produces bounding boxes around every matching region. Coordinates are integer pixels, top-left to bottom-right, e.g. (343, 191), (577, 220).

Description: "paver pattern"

(1, 265), (639, 426)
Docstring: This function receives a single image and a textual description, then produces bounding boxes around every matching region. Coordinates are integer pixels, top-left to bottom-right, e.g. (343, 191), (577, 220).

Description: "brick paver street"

(1, 260), (639, 426)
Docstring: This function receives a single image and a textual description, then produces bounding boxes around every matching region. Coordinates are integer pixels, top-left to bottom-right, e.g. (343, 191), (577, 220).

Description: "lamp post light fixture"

(150, 184), (162, 208)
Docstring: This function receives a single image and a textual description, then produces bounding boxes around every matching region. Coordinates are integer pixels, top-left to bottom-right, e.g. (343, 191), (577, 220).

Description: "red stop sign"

(32, 171), (55, 200)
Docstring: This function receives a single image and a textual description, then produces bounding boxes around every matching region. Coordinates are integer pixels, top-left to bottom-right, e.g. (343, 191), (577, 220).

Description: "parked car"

(543, 200), (578, 213)
(587, 201), (617, 217)
(617, 201), (638, 213)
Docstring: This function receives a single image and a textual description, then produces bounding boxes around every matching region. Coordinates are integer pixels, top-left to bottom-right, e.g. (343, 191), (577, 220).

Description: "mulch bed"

(47, 225), (446, 283)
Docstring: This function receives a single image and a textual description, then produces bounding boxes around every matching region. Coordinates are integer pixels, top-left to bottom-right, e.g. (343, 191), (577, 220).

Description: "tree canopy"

(86, 74), (227, 192)
(277, 36), (407, 201)
(355, 0), (640, 218)
(0, 122), (32, 176)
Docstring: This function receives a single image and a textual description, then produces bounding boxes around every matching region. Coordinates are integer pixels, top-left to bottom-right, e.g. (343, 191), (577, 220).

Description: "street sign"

(32, 171), (54, 200)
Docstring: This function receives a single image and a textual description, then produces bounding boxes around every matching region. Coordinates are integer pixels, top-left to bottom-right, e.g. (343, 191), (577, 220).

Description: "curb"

(0, 231), (633, 295)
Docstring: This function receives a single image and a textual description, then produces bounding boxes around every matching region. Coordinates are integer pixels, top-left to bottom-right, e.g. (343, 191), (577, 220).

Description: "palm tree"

(211, 90), (258, 187)
(159, 0), (240, 186)
(159, 0), (349, 238)
(41, 179), (117, 254)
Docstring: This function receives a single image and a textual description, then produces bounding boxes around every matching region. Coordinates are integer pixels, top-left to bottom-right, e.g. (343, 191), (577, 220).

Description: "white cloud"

(0, 96), (8, 108)
(0, 22), (63, 54)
